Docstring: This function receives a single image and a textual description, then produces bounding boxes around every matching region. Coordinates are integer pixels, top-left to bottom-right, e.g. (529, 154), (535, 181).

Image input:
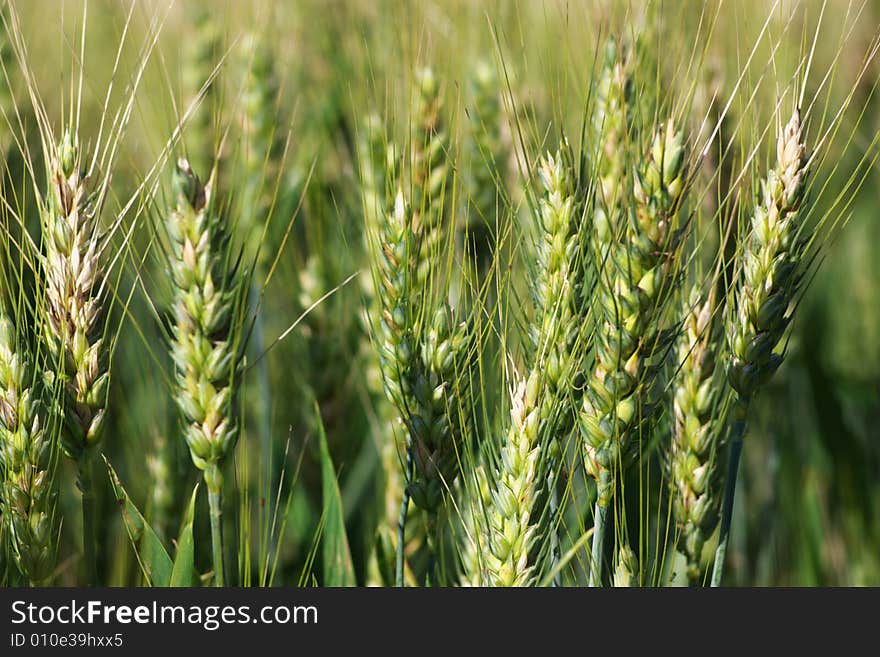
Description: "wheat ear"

(469, 151), (579, 587)
(670, 287), (725, 584)
(41, 131), (107, 586)
(713, 111), (809, 586)
(581, 120), (687, 585)
(167, 159), (243, 586)
(0, 315), (55, 584)
(462, 60), (507, 272)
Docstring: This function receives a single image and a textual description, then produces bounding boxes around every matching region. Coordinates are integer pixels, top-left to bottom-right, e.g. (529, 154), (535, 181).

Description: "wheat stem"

(710, 408), (746, 587)
(208, 485), (225, 586)
(395, 444), (413, 587)
(76, 454), (97, 586)
(589, 498), (609, 587)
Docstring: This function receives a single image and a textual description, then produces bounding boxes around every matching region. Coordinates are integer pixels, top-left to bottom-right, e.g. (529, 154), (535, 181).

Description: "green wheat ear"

(167, 159), (241, 492)
(670, 287), (725, 584)
(0, 315), (56, 585)
(462, 59), (507, 270)
(410, 67), (449, 288)
(582, 121), (687, 505)
(239, 32), (285, 269)
(165, 157), (247, 586)
(728, 112), (809, 401)
(713, 111), (810, 586)
(42, 131), (108, 462)
(467, 149), (582, 587)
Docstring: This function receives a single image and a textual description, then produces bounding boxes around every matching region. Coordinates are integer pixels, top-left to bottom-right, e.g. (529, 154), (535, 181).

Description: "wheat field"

(0, 0), (878, 588)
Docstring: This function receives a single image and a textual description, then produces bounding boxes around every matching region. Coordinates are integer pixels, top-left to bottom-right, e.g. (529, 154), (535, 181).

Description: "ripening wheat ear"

(368, 186), (474, 584)
(712, 110), (810, 586)
(669, 287), (726, 584)
(166, 158), (245, 586)
(40, 131), (108, 587)
(464, 150), (581, 587)
(581, 116), (688, 585)
(479, 374), (542, 586)
(0, 314), (56, 585)
(357, 116), (408, 585)
(369, 189), (419, 585)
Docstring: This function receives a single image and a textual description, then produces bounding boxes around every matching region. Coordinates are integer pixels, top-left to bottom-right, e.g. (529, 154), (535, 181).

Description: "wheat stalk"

(468, 151), (581, 587)
(713, 110), (810, 586)
(0, 314), (55, 585)
(166, 158), (244, 586)
(670, 287), (725, 584)
(40, 131), (108, 586)
(581, 118), (687, 585)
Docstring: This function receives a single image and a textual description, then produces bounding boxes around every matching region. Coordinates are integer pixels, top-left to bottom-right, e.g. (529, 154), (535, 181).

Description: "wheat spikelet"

(612, 545), (638, 587)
